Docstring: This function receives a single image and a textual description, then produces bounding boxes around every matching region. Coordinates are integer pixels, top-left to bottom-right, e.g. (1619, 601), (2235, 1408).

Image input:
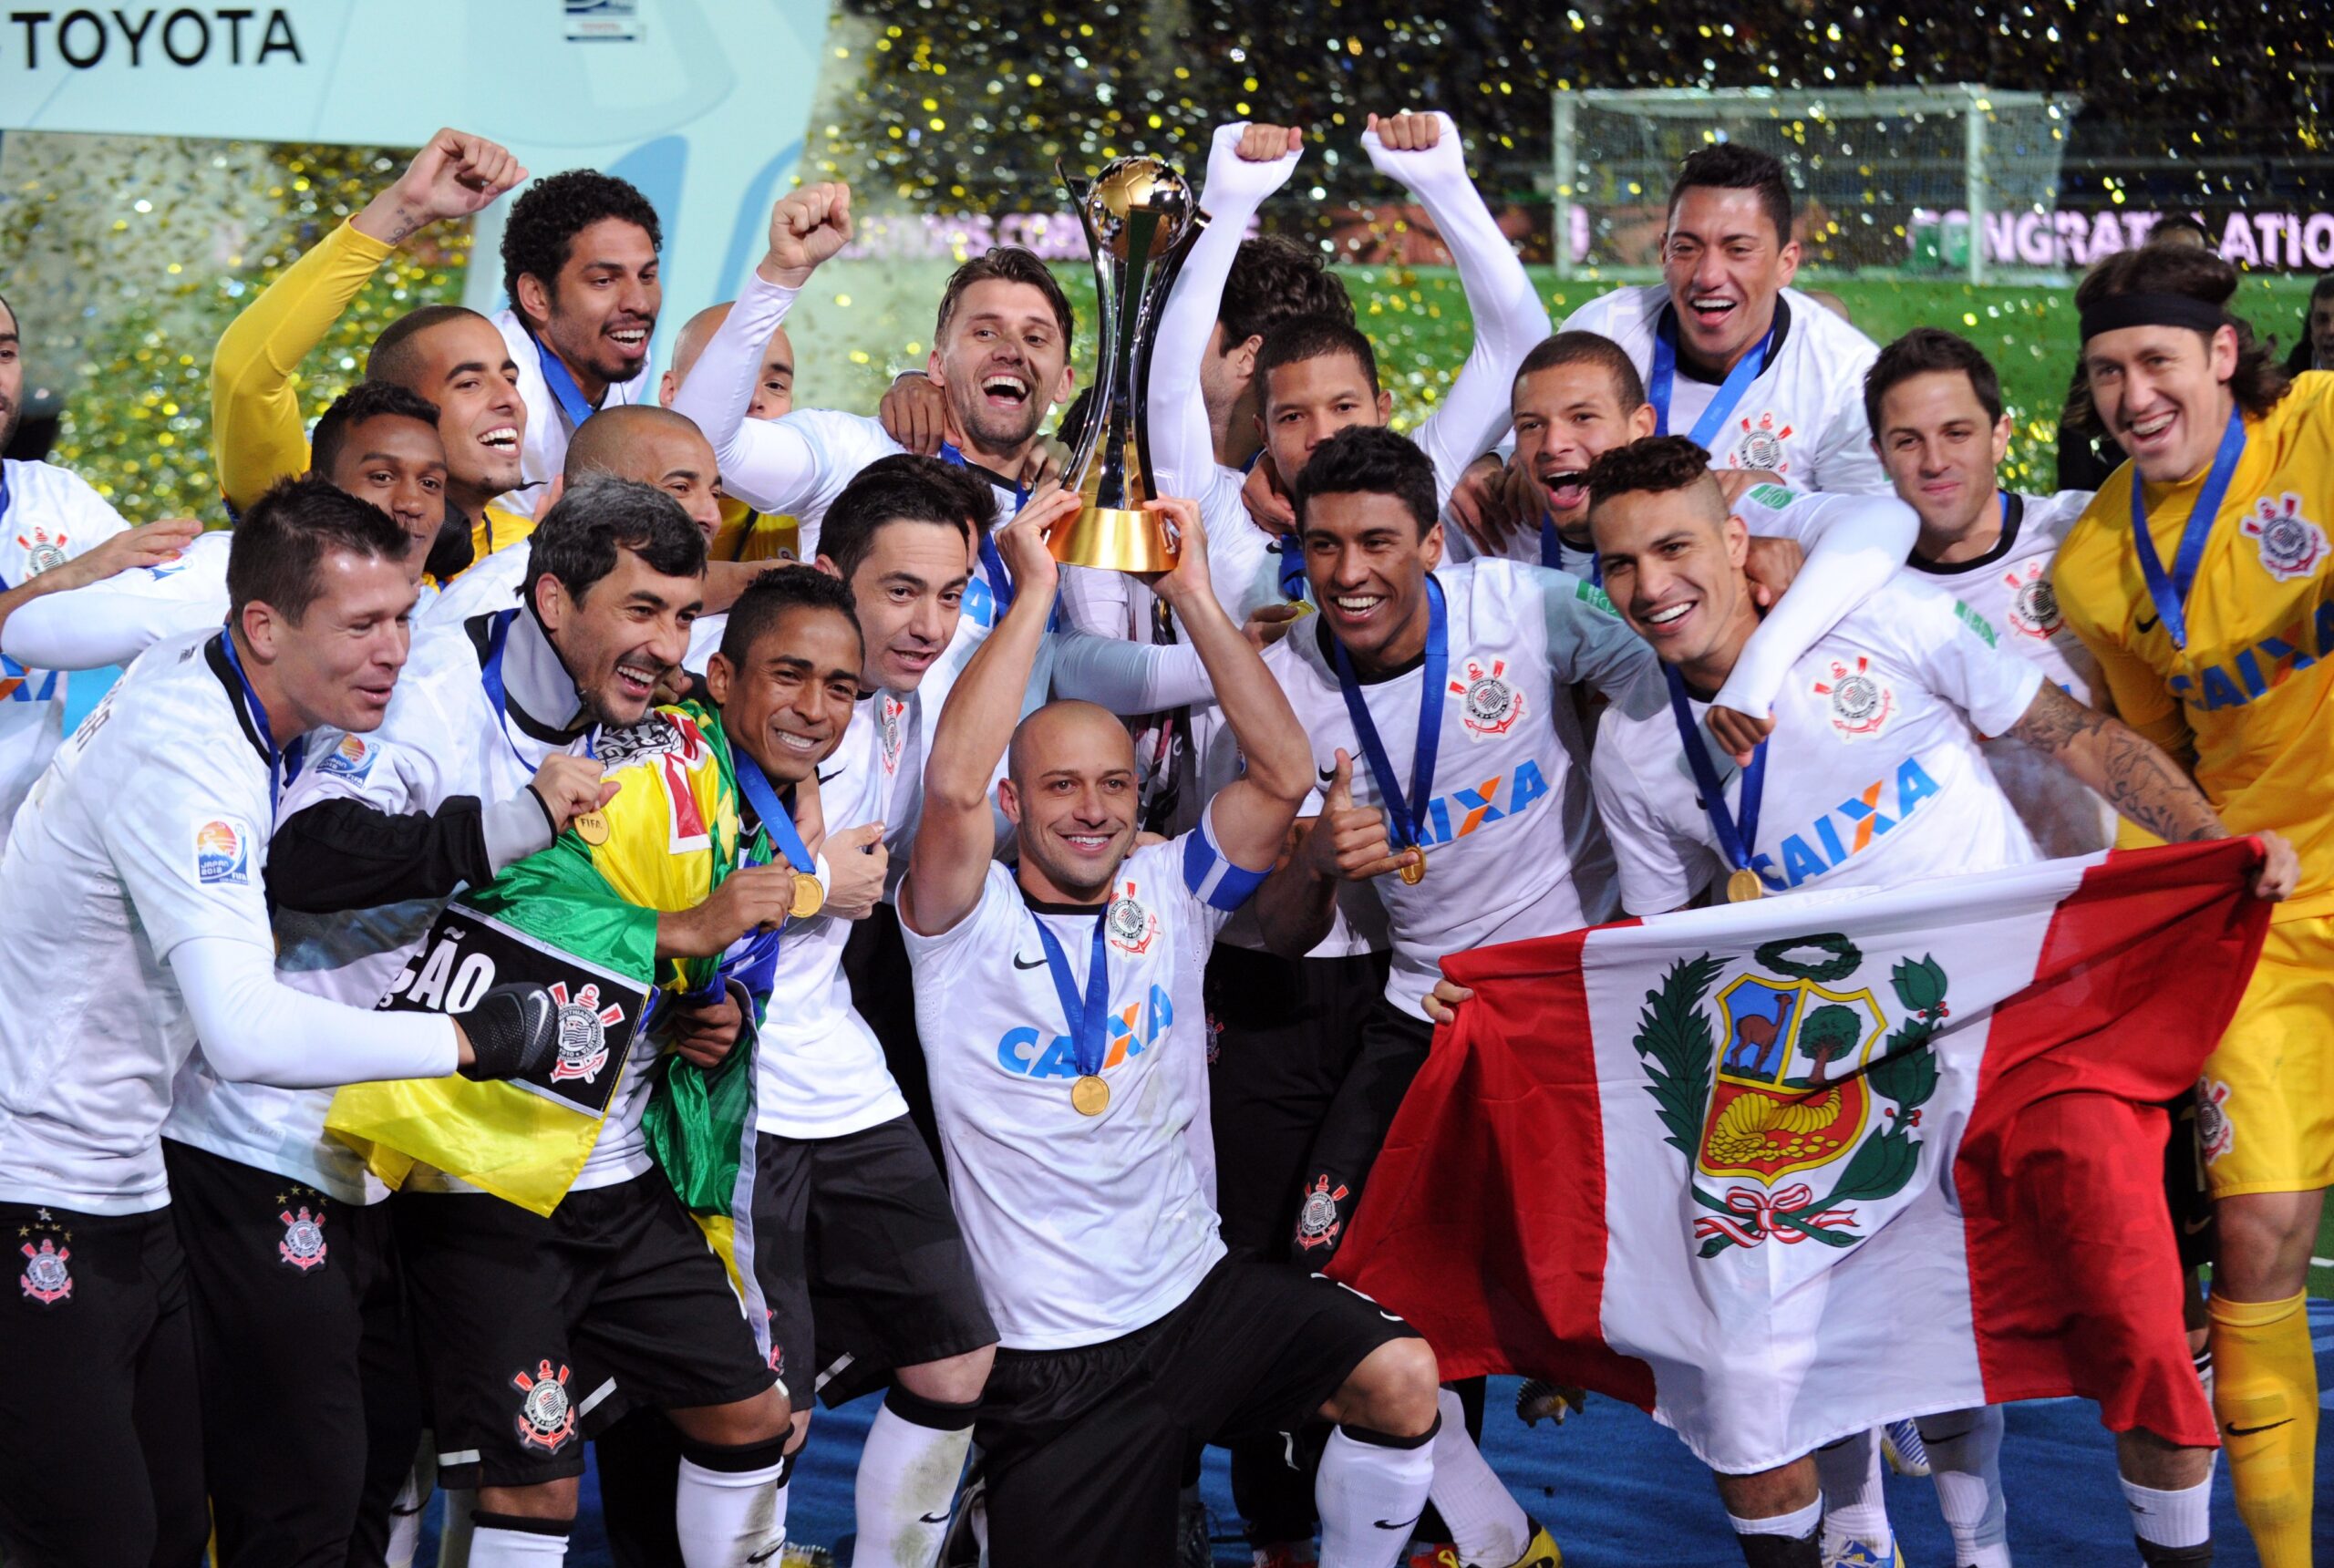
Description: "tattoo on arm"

(2007, 682), (2221, 844)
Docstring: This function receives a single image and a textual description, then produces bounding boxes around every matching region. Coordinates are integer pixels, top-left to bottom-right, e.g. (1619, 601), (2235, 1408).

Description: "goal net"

(1552, 86), (2082, 282)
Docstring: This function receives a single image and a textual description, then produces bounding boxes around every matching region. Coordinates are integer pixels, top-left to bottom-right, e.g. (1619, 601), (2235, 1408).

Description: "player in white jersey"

(493, 168), (663, 495)
(0, 479), (563, 1568)
(1543, 436), (2292, 1568)
(268, 480), (796, 1567)
(1557, 145), (1889, 496)
(900, 477), (1451, 1568)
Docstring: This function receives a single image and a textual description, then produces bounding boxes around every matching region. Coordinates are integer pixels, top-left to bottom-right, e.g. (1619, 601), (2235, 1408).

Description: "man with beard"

(211, 128), (534, 574)
(496, 169), (666, 494)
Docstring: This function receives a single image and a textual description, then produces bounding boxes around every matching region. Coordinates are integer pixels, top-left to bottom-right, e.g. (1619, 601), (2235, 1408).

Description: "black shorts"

(391, 1173), (775, 1490)
(977, 1251), (1419, 1568)
(162, 1140), (420, 1568)
(2163, 1087), (2215, 1272)
(747, 1116), (997, 1408)
(843, 903), (941, 1158)
(0, 1201), (209, 1568)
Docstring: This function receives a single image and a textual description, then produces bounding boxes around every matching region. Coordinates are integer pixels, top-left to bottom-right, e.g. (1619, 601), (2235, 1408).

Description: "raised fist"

(762, 183), (854, 288)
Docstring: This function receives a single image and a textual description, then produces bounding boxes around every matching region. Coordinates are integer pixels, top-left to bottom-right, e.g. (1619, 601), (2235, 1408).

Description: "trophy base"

(1048, 504), (1181, 573)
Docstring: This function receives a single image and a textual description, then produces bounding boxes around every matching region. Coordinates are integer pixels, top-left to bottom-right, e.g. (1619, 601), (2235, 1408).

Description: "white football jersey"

(749, 711), (908, 1140)
(1559, 285), (1889, 495)
(901, 814), (1263, 1349)
(0, 633), (302, 1212)
(1903, 490), (2113, 858)
(0, 459), (132, 835)
(420, 534), (530, 626)
(491, 307), (657, 503)
(1591, 577), (2047, 915)
(1262, 559), (1656, 1016)
(1, 530), (230, 684)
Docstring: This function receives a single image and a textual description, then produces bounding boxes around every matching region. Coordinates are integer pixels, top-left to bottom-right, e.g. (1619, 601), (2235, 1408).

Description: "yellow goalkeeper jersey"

(2052, 371), (2334, 919)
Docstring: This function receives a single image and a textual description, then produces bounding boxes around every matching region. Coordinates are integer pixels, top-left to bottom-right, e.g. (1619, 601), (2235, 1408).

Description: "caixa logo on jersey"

(376, 905), (648, 1118)
(995, 985), (1175, 1081)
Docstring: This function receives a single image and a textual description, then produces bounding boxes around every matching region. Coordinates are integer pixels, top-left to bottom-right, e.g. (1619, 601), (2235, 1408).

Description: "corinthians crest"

(545, 981), (626, 1085)
(1632, 934), (1947, 1256)
(1450, 656), (1525, 739)
(511, 1359), (577, 1452)
(1730, 412), (1793, 475)
(1106, 881), (1157, 954)
(2000, 559), (2062, 640)
(2240, 492), (2329, 583)
(14, 526), (68, 577)
(1812, 655), (1894, 738)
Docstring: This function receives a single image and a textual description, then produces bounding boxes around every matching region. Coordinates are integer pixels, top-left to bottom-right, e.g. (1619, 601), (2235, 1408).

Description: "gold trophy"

(1050, 155), (1206, 572)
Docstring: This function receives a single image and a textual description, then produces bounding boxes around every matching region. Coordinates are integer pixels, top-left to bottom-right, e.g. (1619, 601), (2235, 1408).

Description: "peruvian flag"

(1328, 840), (2270, 1474)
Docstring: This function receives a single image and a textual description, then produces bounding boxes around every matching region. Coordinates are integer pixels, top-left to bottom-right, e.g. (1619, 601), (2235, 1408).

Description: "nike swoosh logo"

(1317, 765), (1337, 784)
(2181, 1213), (2213, 1235)
(2137, 612), (2161, 633)
(1373, 1515), (1421, 1532)
(818, 767), (844, 784)
(2226, 1418), (2293, 1436)
(1013, 954), (1047, 970)
(747, 1547), (785, 1564)
(918, 1511), (950, 1524)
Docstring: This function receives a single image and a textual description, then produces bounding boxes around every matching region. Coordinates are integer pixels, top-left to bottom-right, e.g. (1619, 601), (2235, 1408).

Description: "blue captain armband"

(1182, 811), (1269, 912)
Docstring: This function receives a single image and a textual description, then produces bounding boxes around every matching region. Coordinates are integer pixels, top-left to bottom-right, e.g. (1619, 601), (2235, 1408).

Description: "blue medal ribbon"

(1327, 576), (1447, 859)
(526, 328), (600, 433)
(1275, 534), (1308, 602)
(718, 743), (821, 1005)
(1649, 307), (1776, 449)
(1031, 904), (1110, 1082)
(0, 466), (13, 592)
(1539, 513), (1601, 585)
(479, 608), (598, 769)
(1663, 664), (1776, 892)
(940, 441), (1028, 616)
(215, 627), (307, 813)
(2130, 409), (2246, 652)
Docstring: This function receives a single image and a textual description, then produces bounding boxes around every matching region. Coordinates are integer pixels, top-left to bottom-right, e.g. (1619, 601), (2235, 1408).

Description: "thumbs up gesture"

(1302, 748), (1418, 882)
(761, 182), (853, 288)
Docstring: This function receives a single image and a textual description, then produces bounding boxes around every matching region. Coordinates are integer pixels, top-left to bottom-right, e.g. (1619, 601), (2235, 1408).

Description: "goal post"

(1551, 85), (2083, 284)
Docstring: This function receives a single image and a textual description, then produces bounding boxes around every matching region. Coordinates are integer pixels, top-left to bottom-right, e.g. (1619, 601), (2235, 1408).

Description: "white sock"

(854, 1397), (976, 1568)
(2122, 1472), (2213, 1550)
(676, 1453), (788, 1568)
(1813, 1428), (1891, 1555)
(1317, 1422), (1436, 1568)
(467, 1521), (570, 1564)
(384, 1451), (433, 1568)
(1728, 1497), (1823, 1538)
(1426, 1387), (1530, 1564)
(1916, 1407), (2009, 1567)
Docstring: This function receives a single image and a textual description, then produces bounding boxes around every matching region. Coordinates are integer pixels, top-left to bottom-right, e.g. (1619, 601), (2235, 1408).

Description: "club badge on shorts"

(512, 1360), (577, 1452)
(1813, 655), (1895, 739)
(1451, 656), (1525, 740)
(1293, 1174), (1350, 1253)
(17, 1237), (71, 1305)
(2241, 492), (2329, 583)
(278, 1204), (328, 1273)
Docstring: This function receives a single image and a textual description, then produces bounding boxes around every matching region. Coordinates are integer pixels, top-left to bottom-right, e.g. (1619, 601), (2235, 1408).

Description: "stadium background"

(0, 2), (2329, 1561)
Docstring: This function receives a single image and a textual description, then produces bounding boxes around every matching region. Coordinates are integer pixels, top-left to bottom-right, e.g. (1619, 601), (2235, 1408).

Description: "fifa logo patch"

(2196, 1078), (2235, 1164)
(1106, 882), (1157, 955)
(15, 525), (67, 578)
(2240, 493), (2329, 583)
(17, 1237), (70, 1306)
(511, 1360), (576, 1452)
(545, 982), (625, 1085)
(194, 819), (250, 885)
(278, 1205), (327, 1273)
(1812, 656), (1894, 738)
(2002, 560), (2062, 640)
(1294, 1175), (1349, 1253)
(315, 734), (376, 781)
(1730, 413), (1793, 475)
(1451, 657), (1524, 740)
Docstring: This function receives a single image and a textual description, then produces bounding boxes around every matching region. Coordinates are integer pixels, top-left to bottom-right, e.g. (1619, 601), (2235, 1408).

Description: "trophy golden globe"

(1049, 154), (1207, 573)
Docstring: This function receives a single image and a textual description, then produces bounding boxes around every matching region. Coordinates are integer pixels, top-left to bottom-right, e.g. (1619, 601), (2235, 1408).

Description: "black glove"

(456, 982), (560, 1081)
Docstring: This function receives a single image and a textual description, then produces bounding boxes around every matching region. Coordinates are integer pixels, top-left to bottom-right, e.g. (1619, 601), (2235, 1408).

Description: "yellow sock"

(2209, 1288), (2318, 1568)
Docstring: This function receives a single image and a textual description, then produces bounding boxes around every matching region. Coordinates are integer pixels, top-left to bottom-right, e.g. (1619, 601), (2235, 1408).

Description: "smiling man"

(495, 169), (665, 493)
(2052, 243), (2334, 1568)
(1558, 145), (1888, 494)
(662, 300), (800, 565)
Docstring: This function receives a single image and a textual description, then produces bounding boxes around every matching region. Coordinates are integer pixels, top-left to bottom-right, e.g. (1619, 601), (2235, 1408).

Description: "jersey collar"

(1665, 294), (1792, 385)
(466, 605), (592, 744)
(1906, 491), (2026, 577)
(203, 633), (273, 769)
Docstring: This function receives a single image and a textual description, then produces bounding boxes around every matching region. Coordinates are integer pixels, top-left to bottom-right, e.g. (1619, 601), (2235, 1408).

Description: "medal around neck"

(1071, 1074), (1110, 1116)
(787, 871), (824, 921)
(1727, 867), (1766, 903)
(1399, 851), (1427, 886)
(1051, 155), (1204, 573)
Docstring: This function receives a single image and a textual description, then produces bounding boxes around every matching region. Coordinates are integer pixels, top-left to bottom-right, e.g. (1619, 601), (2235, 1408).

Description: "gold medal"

(573, 810), (610, 847)
(1727, 868), (1766, 903)
(1071, 1074), (1110, 1116)
(1399, 850), (1426, 886)
(788, 871), (824, 921)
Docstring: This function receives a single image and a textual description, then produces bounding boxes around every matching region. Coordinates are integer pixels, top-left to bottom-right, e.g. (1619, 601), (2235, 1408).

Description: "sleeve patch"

(1745, 483), (1796, 511)
(1575, 580), (1618, 616)
(1953, 598), (2000, 648)
(194, 818), (253, 885)
(315, 734), (377, 781)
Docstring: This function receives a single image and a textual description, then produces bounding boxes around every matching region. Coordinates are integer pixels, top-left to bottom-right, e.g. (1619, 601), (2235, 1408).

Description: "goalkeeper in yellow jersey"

(2053, 242), (2334, 1568)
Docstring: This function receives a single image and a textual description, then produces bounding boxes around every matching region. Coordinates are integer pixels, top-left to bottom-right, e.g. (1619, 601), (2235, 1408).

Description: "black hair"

(524, 475), (706, 606)
(2146, 213), (2215, 251)
(227, 475), (411, 624)
(309, 381), (443, 480)
(2069, 244), (2291, 434)
(1585, 434), (1720, 511)
(1255, 315), (1381, 403)
(1291, 425), (1438, 538)
(1515, 331), (1648, 411)
(500, 169), (663, 326)
(935, 246), (1076, 346)
(817, 455), (993, 585)
(367, 304), (492, 391)
(1864, 327), (2004, 437)
(1221, 235), (1353, 347)
(1669, 144), (1794, 249)
(718, 564), (863, 670)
